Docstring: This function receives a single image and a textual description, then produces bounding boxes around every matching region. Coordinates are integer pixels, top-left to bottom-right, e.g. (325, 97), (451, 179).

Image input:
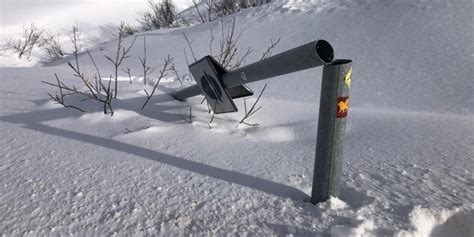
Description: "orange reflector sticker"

(337, 97), (349, 118)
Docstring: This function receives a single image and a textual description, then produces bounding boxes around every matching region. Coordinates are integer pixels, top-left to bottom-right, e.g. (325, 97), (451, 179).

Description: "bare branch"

(170, 63), (184, 86)
(239, 83), (267, 126)
(104, 21), (138, 98)
(260, 38), (281, 60)
(44, 74), (86, 112)
(182, 32), (197, 62)
(11, 23), (44, 59)
(141, 56), (174, 109)
(123, 68), (133, 84)
(86, 50), (103, 93)
(137, 0), (177, 30)
(139, 36), (151, 85)
(41, 30), (64, 61)
(193, 0), (206, 23)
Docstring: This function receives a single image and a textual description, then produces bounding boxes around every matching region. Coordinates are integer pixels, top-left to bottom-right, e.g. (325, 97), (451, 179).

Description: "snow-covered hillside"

(1, 0), (473, 236)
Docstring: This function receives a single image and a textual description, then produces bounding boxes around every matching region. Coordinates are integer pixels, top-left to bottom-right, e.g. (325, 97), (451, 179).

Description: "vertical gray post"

(311, 59), (352, 204)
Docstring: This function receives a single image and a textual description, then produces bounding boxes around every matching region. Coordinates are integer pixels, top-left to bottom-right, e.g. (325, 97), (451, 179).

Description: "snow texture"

(0, 0), (473, 236)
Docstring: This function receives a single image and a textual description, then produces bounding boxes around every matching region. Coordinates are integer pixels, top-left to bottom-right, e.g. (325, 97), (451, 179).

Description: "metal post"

(311, 59), (352, 204)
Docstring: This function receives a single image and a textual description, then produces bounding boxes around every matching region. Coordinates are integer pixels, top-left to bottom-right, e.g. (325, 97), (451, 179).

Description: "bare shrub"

(158, 0), (178, 27)
(214, 0), (237, 17)
(239, 0), (271, 8)
(184, 18), (280, 69)
(215, 18), (253, 70)
(183, 18), (274, 70)
(43, 73), (114, 115)
(93, 23), (138, 47)
(40, 31), (64, 61)
(138, 9), (161, 30)
(123, 24), (138, 36)
(104, 21), (137, 98)
(46, 74), (85, 112)
(182, 18), (278, 127)
(213, 0), (271, 17)
(138, 0), (177, 30)
(193, 0), (216, 23)
(42, 45), (115, 115)
(10, 23), (44, 59)
(237, 0), (256, 9)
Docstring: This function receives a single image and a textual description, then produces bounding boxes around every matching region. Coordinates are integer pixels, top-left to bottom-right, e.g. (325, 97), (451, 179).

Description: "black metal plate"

(189, 56), (238, 114)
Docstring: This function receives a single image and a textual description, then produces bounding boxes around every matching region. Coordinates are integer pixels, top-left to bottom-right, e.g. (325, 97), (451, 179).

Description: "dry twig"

(123, 68), (133, 84)
(141, 56), (174, 109)
(138, 36), (151, 85)
(260, 38), (281, 60)
(239, 83), (267, 126)
(104, 21), (137, 98)
(182, 32), (197, 62)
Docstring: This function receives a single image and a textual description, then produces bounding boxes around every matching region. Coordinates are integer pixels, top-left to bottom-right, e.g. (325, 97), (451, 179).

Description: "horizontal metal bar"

(222, 40), (334, 88)
(170, 39), (334, 101)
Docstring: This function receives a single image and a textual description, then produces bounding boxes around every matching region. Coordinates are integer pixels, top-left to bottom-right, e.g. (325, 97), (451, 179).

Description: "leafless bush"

(182, 18), (278, 127)
(95, 23), (137, 44)
(193, 0), (216, 23)
(10, 23), (44, 59)
(215, 18), (253, 70)
(212, 0), (271, 17)
(43, 73), (114, 115)
(214, 0), (237, 17)
(42, 42), (115, 115)
(184, 18), (277, 70)
(141, 56), (174, 109)
(158, 0), (178, 27)
(46, 74), (85, 112)
(104, 21), (137, 98)
(238, 0), (271, 8)
(138, 0), (177, 30)
(42, 23), (141, 115)
(237, 0), (253, 8)
(123, 24), (138, 36)
(40, 31), (64, 61)
(184, 18), (280, 69)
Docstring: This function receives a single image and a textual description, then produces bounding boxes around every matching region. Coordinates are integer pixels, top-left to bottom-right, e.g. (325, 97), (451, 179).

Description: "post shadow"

(0, 103), (309, 201)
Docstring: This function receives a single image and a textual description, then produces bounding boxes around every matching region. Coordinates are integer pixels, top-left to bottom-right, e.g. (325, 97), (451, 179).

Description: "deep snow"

(1, 0), (473, 236)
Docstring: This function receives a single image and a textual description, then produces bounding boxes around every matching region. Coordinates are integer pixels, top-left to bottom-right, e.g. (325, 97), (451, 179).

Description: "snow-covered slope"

(0, 0), (194, 36)
(1, 0), (473, 236)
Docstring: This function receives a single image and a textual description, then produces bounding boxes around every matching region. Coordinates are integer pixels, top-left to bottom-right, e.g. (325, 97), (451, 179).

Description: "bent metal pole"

(311, 59), (352, 204)
(170, 40), (334, 101)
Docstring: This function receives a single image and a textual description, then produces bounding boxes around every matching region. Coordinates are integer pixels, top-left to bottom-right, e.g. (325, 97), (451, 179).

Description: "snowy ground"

(1, 0), (473, 236)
